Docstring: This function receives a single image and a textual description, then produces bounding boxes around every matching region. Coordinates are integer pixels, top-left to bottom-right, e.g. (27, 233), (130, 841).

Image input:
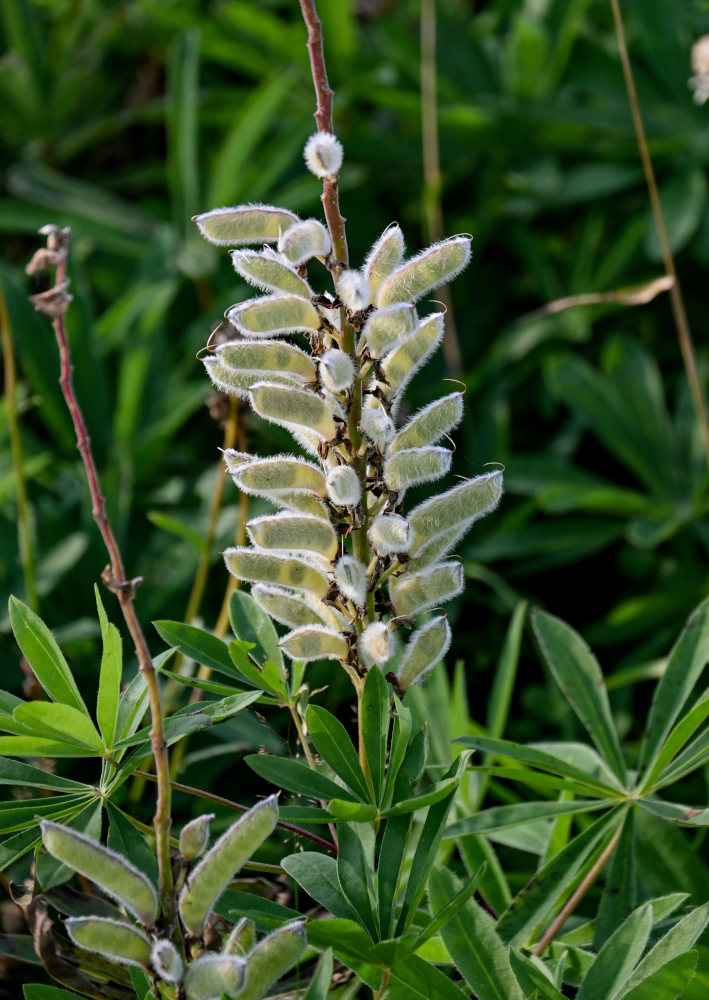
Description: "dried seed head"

(183, 954), (246, 1000)
(368, 514), (412, 556)
(224, 548), (330, 597)
(377, 235), (472, 307)
(337, 269), (371, 311)
(360, 621), (391, 669)
(359, 407), (395, 451)
(65, 917), (152, 969)
(326, 465), (362, 507)
(335, 555), (368, 607)
(226, 294), (321, 337)
(179, 814), (214, 861)
(151, 939), (184, 983)
(280, 625), (350, 662)
(390, 561), (464, 617)
(396, 616), (451, 691)
(319, 348), (355, 393)
(194, 204), (299, 246)
(230, 247), (313, 298)
(278, 218), (331, 265)
(383, 446), (452, 492)
(304, 131), (344, 177)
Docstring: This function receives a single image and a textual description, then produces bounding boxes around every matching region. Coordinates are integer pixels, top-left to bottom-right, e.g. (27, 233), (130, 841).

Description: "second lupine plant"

(197, 131), (503, 696)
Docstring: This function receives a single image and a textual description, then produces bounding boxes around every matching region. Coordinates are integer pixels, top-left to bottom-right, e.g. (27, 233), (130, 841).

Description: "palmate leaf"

(618, 901), (709, 996)
(13, 702), (103, 752)
(575, 901), (653, 1000)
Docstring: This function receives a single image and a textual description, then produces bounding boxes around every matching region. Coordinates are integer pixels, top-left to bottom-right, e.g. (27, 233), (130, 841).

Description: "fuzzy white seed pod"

(223, 917), (255, 957)
(337, 269), (371, 311)
(179, 814), (214, 861)
(193, 204), (299, 246)
(335, 555), (368, 607)
(383, 446), (452, 492)
(364, 223), (406, 299)
(359, 407), (395, 452)
(251, 382), (338, 441)
(396, 616), (451, 691)
(252, 584), (345, 631)
(224, 548), (330, 597)
(278, 218), (331, 265)
(407, 470), (504, 556)
(304, 131), (344, 177)
(226, 294), (321, 337)
(229, 454), (327, 497)
(377, 236), (472, 307)
(368, 514), (413, 555)
(359, 621), (391, 669)
(204, 356), (297, 400)
(65, 917), (152, 968)
(380, 312), (445, 406)
(390, 561), (464, 617)
(247, 512), (338, 560)
(151, 939), (184, 983)
(389, 393), (464, 455)
(238, 922), (307, 1000)
(360, 302), (417, 357)
(326, 465), (362, 507)
(319, 349), (355, 393)
(183, 954), (246, 1000)
(280, 625), (350, 662)
(230, 247), (313, 298)
(218, 339), (317, 381)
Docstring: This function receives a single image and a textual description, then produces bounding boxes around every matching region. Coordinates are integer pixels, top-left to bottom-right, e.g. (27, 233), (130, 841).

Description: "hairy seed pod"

(390, 561), (464, 617)
(228, 454), (327, 498)
(337, 269), (371, 311)
(389, 393), (463, 455)
(359, 621), (391, 669)
(368, 514), (412, 555)
(238, 922), (307, 1000)
(179, 797), (278, 937)
(326, 465), (362, 507)
(218, 339), (316, 381)
(364, 224), (406, 300)
(226, 295), (321, 337)
(380, 312), (444, 404)
(280, 625), (350, 662)
(383, 446), (452, 492)
(405, 527), (464, 571)
(252, 585), (345, 631)
(183, 954), (246, 1000)
(230, 247), (313, 298)
(377, 236), (472, 307)
(224, 548), (331, 597)
(223, 917), (255, 957)
(204, 356), (297, 400)
(359, 407), (396, 451)
(304, 131), (344, 177)
(396, 616), (451, 691)
(65, 917), (151, 968)
(278, 218), (331, 265)
(151, 939), (184, 983)
(319, 349), (355, 392)
(251, 382), (338, 441)
(407, 470), (504, 555)
(193, 204), (299, 246)
(179, 814), (214, 861)
(40, 820), (158, 925)
(247, 512), (338, 560)
(335, 555), (368, 607)
(360, 302), (417, 357)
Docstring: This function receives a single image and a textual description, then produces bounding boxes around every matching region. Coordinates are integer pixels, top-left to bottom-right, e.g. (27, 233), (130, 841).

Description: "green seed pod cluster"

(195, 137), (502, 688)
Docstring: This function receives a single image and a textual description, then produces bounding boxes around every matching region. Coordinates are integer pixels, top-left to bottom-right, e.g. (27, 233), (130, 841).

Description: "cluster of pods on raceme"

(196, 131), (503, 693)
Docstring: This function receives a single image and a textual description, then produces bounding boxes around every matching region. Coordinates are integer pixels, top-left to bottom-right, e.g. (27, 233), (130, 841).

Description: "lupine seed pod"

(326, 465), (362, 507)
(337, 270), (371, 311)
(359, 407), (396, 452)
(224, 548), (331, 597)
(251, 382), (338, 441)
(405, 526), (464, 571)
(204, 356), (297, 400)
(223, 917), (255, 957)
(179, 796), (278, 937)
(251, 584), (345, 631)
(383, 446), (452, 492)
(238, 921), (307, 1000)
(380, 312), (445, 403)
(396, 616), (451, 691)
(228, 454), (327, 498)
(304, 131), (344, 177)
(151, 939), (184, 983)
(65, 917), (152, 968)
(183, 954), (246, 1000)
(407, 470), (504, 555)
(388, 393), (464, 455)
(319, 349), (355, 393)
(390, 561), (464, 617)
(230, 248), (313, 298)
(368, 514), (412, 555)
(193, 205), (299, 246)
(364, 224), (406, 299)
(376, 236), (472, 307)
(278, 218), (331, 265)
(226, 295), (322, 337)
(179, 814), (215, 861)
(335, 555), (368, 607)
(218, 340), (316, 381)
(280, 625), (350, 662)
(359, 621), (391, 669)
(40, 820), (158, 926)
(246, 512), (338, 560)
(360, 302), (417, 357)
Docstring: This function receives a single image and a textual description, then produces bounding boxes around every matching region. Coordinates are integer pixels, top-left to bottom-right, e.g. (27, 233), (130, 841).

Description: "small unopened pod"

(278, 218), (331, 265)
(193, 204), (299, 246)
(223, 916), (255, 957)
(280, 625), (350, 662)
(334, 555), (368, 608)
(337, 270), (371, 311)
(359, 621), (391, 670)
(319, 349), (355, 393)
(230, 455), (327, 499)
(227, 295), (322, 337)
(364, 224), (406, 299)
(377, 236), (471, 307)
(252, 584), (345, 631)
(396, 616), (451, 691)
(326, 465), (361, 507)
(230, 248), (313, 298)
(180, 813), (214, 861)
(383, 446), (452, 492)
(390, 561), (464, 617)
(368, 514), (412, 556)
(251, 382), (338, 441)
(40, 820), (158, 926)
(389, 393), (463, 455)
(183, 954), (246, 1000)
(151, 939), (184, 984)
(218, 340), (316, 382)
(247, 512), (338, 560)
(408, 470), (503, 555)
(179, 796), (278, 937)
(65, 917), (151, 968)
(360, 302), (417, 357)
(224, 548), (331, 598)
(304, 131), (343, 177)
(238, 921), (307, 1000)
(381, 312), (444, 404)
(359, 407), (395, 452)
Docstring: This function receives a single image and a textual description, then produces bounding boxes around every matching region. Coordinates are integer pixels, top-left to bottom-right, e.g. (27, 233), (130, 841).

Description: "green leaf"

(230, 644), (287, 699)
(95, 586), (122, 749)
(360, 666), (389, 804)
(306, 705), (371, 802)
(414, 863), (482, 951)
(0, 827), (42, 870)
(532, 609), (626, 783)
(429, 867), (523, 1000)
(24, 987), (84, 1000)
(638, 798), (709, 825)
(327, 800), (378, 822)
(303, 947), (334, 1000)
(305, 917), (381, 964)
(13, 701), (103, 752)
(487, 601), (527, 740)
(230, 589), (284, 673)
(620, 952), (698, 1000)
(106, 803), (158, 885)
(9, 597), (87, 715)
(382, 699), (412, 806)
(0, 736), (95, 758)
(510, 950), (566, 1000)
(377, 813), (411, 938)
(153, 620), (246, 681)
(0, 756), (88, 793)
(245, 753), (360, 802)
(446, 798), (614, 837)
(282, 854), (357, 922)
(217, 889), (302, 930)
(382, 954), (470, 1000)
(595, 808), (636, 949)
(576, 902), (653, 1000)
(644, 692), (709, 790)
(0, 793), (92, 835)
(0, 934), (42, 966)
(620, 901), (709, 997)
(115, 669), (148, 743)
(382, 776), (461, 818)
(337, 822), (378, 939)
